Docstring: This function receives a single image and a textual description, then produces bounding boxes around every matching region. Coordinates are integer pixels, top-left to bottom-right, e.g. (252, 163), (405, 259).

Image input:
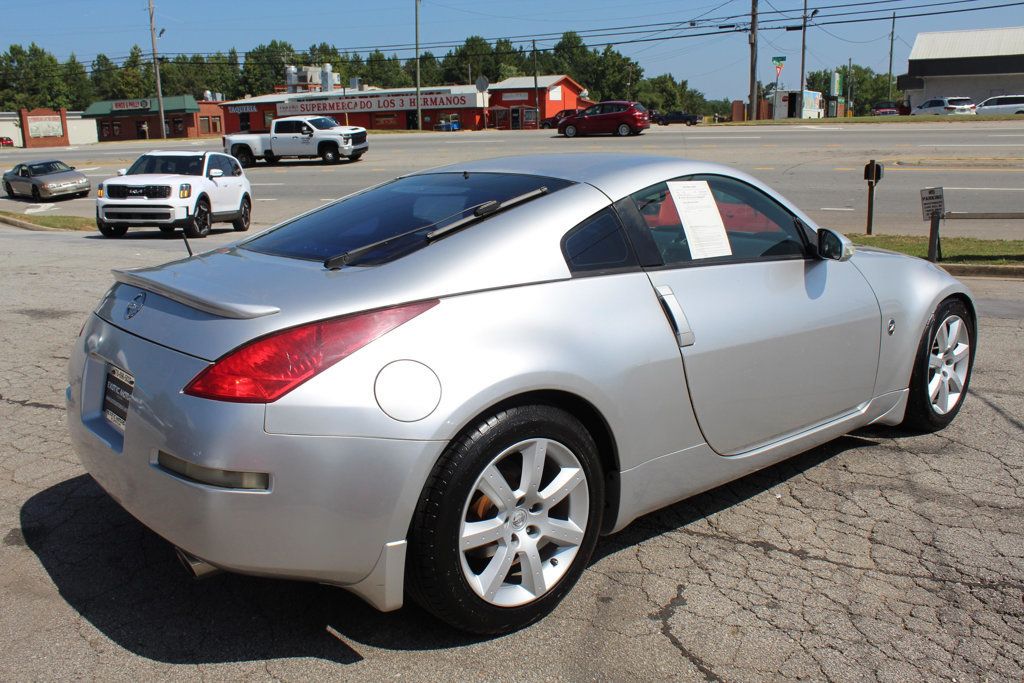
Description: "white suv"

(96, 151), (253, 238)
(977, 95), (1024, 115)
(911, 97), (976, 115)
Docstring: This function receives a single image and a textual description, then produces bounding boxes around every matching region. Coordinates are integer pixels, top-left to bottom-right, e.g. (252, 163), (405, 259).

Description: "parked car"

(95, 151), (252, 238)
(871, 101), (899, 116)
(976, 95), (1024, 115)
(67, 154), (976, 635)
(223, 115), (368, 166)
(655, 111), (702, 126)
(3, 160), (89, 200)
(911, 97), (976, 115)
(0, 136), (13, 147)
(540, 108), (582, 129)
(558, 101), (651, 137)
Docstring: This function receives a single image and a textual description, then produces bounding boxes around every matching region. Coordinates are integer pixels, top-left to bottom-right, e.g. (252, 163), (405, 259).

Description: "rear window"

(633, 103), (648, 113)
(947, 98), (973, 105)
(242, 172), (573, 265)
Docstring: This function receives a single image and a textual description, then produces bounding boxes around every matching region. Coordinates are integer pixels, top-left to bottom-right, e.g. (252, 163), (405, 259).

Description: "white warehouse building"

(897, 26), (1024, 107)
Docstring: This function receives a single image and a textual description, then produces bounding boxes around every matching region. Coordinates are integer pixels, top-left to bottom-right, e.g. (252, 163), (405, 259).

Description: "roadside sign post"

(864, 160), (884, 235)
(921, 187), (945, 262)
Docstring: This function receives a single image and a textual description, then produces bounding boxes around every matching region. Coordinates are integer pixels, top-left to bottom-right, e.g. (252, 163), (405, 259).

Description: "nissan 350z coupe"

(67, 154), (976, 634)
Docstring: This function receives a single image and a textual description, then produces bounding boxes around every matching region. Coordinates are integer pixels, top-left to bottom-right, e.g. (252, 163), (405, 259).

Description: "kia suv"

(558, 101), (650, 137)
(96, 151), (253, 238)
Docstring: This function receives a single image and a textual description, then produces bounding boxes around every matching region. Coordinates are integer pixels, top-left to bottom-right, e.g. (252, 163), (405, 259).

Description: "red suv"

(558, 101), (650, 137)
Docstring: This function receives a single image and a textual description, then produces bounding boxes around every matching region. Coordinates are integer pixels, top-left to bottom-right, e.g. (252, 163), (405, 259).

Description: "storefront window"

(174, 118), (184, 133)
(199, 116), (210, 134)
(112, 122), (121, 136)
(263, 111), (274, 129)
(212, 116), (222, 133)
(101, 122), (111, 138)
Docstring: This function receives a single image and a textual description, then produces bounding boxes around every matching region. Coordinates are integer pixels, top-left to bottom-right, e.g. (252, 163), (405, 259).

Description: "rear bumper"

(66, 313), (444, 609)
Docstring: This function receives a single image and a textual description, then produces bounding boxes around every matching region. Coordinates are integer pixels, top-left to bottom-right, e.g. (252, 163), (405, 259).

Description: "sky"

(3, 0), (1024, 100)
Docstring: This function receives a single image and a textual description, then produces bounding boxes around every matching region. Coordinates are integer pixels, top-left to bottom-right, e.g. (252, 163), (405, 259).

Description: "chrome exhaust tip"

(175, 547), (221, 579)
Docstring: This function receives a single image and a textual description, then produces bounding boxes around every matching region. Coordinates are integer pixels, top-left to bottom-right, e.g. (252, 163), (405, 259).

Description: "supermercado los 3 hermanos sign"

(276, 92), (486, 116)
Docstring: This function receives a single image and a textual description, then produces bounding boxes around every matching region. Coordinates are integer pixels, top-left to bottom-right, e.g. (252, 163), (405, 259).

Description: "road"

(2, 120), (1023, 238)
(0, 204), (1022, 679)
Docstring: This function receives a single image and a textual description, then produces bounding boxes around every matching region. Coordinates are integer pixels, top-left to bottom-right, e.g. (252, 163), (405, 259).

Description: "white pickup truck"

(223, 115), (368, 167)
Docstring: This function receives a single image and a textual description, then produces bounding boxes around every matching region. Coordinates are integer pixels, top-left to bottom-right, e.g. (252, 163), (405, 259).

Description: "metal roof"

(490, 75), (571, 90)
(909, 26), (1024, 60)
(82, 95), (199, 117)
(221, 84), (480, 106)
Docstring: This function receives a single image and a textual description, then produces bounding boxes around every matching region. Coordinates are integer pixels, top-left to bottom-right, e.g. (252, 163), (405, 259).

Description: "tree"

(0, 43), (70, 110)
(364, 50), (411, 88)
(403, 51), (443, 87)
(241, 40), (295, 96)
(441, 36), (494, 84)
(91, 53), (120, 100)
(113, 45), (152, 99)
(63, 54), (94, 109)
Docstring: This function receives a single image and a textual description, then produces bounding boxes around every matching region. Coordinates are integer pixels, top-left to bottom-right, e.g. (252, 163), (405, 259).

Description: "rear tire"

(563, 125), (577, 138)
(407, 405), (604, 634)
(184, 198), (211, 238)
(616, 123), (631, 137)
(233, 147), (255, 168)
(232, 195), (251, 231)
(900, 298), (975, 432)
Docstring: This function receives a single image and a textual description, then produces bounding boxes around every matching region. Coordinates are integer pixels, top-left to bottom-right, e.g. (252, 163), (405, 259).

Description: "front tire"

(96, 214), (128, 238)
(320, 145), (340, 164)
(407, 405), (604, 634)
(232, 195), (251, 231)
(184, 198), (211, 238)
(901, 298), (975, 432)
(348, 152), (364, 162)
(563, 125), (577, 138)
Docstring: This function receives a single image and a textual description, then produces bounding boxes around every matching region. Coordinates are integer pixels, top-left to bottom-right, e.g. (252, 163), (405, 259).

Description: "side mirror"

(116, 168), (127, 176)
(208, 168), (224, 178)
(817, 228), (854, 262)
(302, 128), (313, 136)
(70, 166), (76, 170)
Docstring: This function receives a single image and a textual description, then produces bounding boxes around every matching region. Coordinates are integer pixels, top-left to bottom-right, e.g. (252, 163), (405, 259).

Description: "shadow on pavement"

(21, 435), (878, 663)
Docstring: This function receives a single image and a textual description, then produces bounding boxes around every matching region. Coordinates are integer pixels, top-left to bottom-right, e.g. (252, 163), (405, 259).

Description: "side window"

(274, 121), (296, 134)
(628, 175), (807, 267)
(214, 156), (233, 175)
(561, 208), (637, 274)
(228, 157), (243, 176)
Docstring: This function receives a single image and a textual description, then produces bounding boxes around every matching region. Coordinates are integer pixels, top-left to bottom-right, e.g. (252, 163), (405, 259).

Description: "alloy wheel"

(459, 437), (589, 607)
(928, 314), (970, 414)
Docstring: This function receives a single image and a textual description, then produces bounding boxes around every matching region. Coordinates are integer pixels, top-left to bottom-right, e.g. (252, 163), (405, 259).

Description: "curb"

(0, 215), (65, 232)
(939, 263), (1024, 279)
(0, 214), (1020, 278)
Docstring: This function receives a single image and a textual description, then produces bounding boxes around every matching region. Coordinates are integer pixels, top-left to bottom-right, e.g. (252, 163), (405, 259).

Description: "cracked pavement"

(0, 224), (1021, 682)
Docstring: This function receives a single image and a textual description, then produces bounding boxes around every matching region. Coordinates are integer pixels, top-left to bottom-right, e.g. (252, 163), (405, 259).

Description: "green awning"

(82, 95), (200, 118)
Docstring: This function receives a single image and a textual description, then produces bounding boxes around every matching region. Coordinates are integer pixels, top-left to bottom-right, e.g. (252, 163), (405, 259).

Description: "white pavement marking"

(921, 143), (1024, 147)
(76, 167), (100, 171)
(24, 204), (56, 214)
(820, 207), (855, 211)
(944, 187), (1024, 191)
(256, 198), (278, 201)
(989, 134), (1024, 137)
(251, 183), (285, 186)
(688, 136), (760, 139)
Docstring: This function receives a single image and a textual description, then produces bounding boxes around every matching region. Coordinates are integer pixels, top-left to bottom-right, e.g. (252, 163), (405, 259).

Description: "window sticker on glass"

(667, 181), (732, 259)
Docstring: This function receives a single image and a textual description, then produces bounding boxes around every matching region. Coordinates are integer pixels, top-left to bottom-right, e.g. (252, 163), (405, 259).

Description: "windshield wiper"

(322, 186), (549, 270)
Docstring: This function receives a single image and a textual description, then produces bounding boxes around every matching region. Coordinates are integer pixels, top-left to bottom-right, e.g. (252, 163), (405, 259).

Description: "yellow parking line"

(753, 166), (775, 170)
(886, 167), (1024, 172)
(833, 167), (856, 171)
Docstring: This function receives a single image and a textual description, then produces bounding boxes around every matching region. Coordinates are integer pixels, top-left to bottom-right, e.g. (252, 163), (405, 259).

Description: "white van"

(976, 95), (1024, 115)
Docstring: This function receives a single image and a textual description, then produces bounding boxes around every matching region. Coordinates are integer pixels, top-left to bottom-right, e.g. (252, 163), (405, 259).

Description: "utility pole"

(415, 0), (421, 131)
(748, 0), (758, 121)
(147, 0), (166, 139)
(887, 12), (895, 100)
(532, 40), (540, 129)
(798, 2), (818, 117)
(847, 56), (853, 116)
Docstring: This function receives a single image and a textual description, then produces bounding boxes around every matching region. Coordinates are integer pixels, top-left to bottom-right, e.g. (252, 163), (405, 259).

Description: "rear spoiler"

(112, 269), (280, 320)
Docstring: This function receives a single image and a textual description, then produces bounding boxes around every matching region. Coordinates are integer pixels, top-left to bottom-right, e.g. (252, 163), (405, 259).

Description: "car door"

(915, 99), (938, 115)
(271, 120), (300, 155)
(623, 174), (881, 455)
(13, 165), (33, 195)
(576, 105), (601, 134)
(211, 154), (243, 212)
(203, 155), (232, 213)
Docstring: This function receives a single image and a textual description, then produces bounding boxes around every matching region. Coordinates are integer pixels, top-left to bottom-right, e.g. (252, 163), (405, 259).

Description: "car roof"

(419, 154), (754, 202)
(140, 150), (210, 156)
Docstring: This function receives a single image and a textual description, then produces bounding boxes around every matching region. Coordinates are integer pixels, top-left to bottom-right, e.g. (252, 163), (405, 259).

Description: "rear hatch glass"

(948, 98), (973, 106)
(242, 172), (573, 265)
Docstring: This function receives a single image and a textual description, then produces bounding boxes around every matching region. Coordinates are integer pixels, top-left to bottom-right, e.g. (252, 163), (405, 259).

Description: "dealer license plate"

(103, 366), (135, 431)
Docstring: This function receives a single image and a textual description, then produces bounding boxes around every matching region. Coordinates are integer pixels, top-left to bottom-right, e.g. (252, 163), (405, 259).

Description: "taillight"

(184, 300), (438, 403)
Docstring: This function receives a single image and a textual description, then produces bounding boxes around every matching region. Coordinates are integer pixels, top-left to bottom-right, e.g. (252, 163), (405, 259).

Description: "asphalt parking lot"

(0, 127), (1022, 681)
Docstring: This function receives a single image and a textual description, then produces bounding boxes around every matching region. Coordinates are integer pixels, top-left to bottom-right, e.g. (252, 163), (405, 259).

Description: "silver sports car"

(67, 154), (976, 634)
(3, 160), (90, 200)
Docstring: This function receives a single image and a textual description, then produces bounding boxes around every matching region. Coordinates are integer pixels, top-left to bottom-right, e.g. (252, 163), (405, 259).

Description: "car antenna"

(180, 230), (193, 257)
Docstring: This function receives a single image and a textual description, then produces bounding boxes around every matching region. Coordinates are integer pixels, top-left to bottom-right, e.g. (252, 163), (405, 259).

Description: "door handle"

(655, 285), (695, 347)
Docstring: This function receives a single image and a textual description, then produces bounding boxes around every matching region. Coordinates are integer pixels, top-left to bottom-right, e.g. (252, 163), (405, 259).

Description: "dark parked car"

(655, 111), (702, 126)
(871, 101), (899, 116)
(558, 101), (650, 137)
(540, 108), (583, 129)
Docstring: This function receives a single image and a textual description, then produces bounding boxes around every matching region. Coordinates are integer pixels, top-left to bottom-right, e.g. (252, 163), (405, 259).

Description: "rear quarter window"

(561, 209), (637, 274)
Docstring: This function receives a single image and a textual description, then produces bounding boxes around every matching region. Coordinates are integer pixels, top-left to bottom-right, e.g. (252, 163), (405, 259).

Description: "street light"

(799, 4), (819, 115)
(148, 0), (166, 139)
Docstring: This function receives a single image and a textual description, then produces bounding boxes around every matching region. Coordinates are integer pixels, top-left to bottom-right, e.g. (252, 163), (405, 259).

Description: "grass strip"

(0, 211), (95, 231)
(848, 233), (1024, 265)
(720, 114), (1024, 126)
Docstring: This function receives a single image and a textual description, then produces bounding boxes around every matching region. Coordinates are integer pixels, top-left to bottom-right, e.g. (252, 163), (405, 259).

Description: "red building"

(487, 75), (590, 129)
(83, 96), (226, 141)
(218, 75), (591, 133)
